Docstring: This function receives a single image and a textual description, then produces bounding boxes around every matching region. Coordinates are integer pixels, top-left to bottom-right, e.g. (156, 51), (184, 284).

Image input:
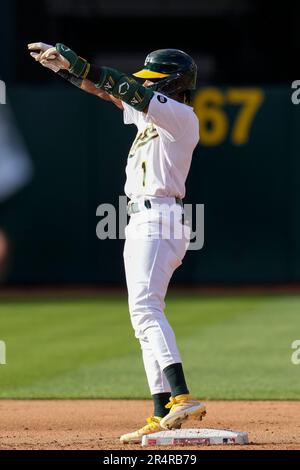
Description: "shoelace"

(165, 396), (178, 410)
(165, 395), (195, 411)
(145, 416), (161, 430)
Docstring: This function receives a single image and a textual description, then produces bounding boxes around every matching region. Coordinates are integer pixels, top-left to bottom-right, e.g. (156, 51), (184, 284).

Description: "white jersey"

(123, 92), (199, 200)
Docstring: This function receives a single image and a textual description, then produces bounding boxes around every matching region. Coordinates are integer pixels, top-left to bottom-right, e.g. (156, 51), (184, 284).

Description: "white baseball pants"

(123, 198), (190, 394)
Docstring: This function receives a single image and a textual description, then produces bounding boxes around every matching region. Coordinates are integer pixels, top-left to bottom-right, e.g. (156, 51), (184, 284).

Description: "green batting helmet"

(133, 49), (197, 97)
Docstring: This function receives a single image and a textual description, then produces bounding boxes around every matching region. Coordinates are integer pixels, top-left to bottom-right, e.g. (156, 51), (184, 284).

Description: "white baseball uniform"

(123, 92), (199, 394)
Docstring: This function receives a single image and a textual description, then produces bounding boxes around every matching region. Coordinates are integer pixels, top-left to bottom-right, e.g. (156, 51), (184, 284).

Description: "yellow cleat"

(120, 415), (182, 444)
(160, 394), (206, 430)
(120, 416), (163, 444)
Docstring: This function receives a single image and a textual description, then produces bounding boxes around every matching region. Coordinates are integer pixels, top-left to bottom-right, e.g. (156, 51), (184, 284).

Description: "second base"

(142, 428), (249, 446)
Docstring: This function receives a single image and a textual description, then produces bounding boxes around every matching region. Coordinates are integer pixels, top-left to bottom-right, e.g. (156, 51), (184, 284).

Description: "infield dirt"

(0, 400), (299, 450)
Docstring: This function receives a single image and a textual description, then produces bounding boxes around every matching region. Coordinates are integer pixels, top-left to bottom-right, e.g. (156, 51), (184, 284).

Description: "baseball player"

(28, 42), (206, 443)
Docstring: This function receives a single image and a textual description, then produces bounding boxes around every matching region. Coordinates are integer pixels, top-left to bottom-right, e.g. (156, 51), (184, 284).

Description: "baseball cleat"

(160, 394), (206, 430)
(120, 416), (181, 444)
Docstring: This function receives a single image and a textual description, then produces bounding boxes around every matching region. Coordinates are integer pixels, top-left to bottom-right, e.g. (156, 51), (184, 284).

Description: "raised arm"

(27, 43), (123, 109)
(57, 69), (123, 109)
(28, 43), (153, 113)
(53, 42), (154, 112)
(80, 77), (123, 109)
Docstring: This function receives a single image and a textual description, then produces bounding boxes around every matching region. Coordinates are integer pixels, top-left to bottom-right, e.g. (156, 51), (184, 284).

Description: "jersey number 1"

(142, 161), (146, 187)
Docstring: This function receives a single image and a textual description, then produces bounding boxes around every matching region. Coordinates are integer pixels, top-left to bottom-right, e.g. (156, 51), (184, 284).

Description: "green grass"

(0, 295), (299, 399)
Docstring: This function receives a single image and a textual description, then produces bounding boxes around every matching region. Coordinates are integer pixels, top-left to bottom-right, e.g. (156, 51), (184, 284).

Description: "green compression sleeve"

(87, 65), (154, 112)
(56, 43), (153, 111)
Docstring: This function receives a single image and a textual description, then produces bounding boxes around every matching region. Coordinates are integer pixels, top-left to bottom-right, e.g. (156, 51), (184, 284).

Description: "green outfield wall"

(1, 85), (299, 284)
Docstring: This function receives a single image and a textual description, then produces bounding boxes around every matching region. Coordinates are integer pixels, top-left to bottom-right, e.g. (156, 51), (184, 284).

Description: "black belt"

(127, 197), (183, 216)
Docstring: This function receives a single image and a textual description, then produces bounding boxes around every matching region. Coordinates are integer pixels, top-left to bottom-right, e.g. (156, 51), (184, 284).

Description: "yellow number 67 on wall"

(193, 88), (264, 146)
